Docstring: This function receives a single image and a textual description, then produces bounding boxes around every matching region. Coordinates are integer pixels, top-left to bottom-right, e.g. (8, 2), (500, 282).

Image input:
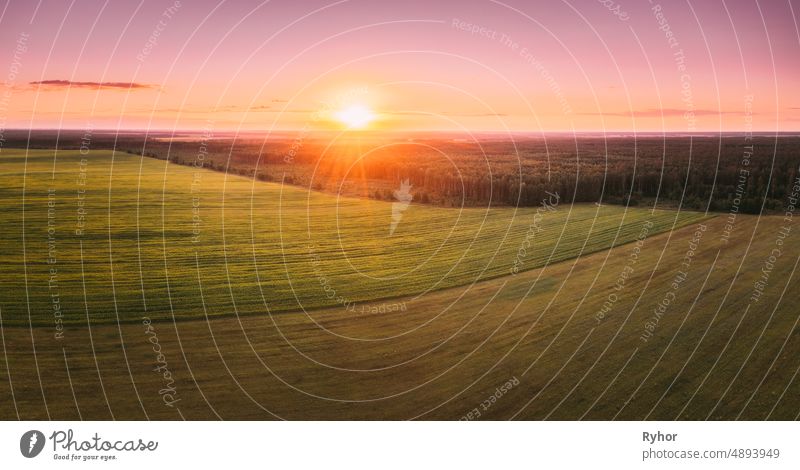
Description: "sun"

(334, 104), (375, 129)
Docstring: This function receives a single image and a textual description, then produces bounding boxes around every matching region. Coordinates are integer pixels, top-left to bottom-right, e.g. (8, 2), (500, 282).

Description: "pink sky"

(0, 0), (798, 132)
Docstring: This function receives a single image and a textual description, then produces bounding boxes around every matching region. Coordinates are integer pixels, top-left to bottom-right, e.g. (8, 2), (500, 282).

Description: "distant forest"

(7, 130), (800, 213)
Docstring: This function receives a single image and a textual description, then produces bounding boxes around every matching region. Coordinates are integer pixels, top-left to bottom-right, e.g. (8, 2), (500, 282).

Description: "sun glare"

(334, 104), (375, 129)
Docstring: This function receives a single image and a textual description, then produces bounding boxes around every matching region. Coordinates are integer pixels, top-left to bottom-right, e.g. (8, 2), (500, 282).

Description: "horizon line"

(6, 128), (800, 135)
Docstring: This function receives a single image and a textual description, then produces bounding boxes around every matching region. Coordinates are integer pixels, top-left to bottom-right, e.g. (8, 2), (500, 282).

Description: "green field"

(1, 212), (797, 420)
(2, 149), (798, 420)
(0, 149), (707, 325)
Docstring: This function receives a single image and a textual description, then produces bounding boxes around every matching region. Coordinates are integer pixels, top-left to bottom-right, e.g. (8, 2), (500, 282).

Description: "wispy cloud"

(382, 110), (508, 117)
(132, 104), (274, 114)
(579, 108), (738, 117)
(29, 80), (157, 90)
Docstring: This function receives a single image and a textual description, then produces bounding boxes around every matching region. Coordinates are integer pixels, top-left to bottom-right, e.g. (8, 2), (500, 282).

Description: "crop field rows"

(0, 150), (707, 325)
(1, 150), (798, 420)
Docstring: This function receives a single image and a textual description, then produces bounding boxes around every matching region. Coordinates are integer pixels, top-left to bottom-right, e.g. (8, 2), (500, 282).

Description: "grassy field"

(1, 149), (798, 420)
(0, 213), (797, 420)
(0, 149), (706, 325)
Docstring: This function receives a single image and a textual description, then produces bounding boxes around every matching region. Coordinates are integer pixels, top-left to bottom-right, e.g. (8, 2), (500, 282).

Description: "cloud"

(579, 108), (738, 118)
(142, 104), (273, 114)
(382, 111), (508, 117)
(29, 80), (156, 90)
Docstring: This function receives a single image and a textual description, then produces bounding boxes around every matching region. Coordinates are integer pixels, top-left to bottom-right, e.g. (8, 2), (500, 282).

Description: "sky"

(0, 0), (798, 133)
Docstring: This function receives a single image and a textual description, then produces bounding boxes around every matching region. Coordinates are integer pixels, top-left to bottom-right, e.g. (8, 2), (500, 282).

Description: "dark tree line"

(9, 130), (800, 213)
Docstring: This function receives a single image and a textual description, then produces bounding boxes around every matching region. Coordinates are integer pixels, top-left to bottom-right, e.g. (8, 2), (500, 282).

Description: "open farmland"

(0, 150), (707, 325)
(0, 211), (797, 420)
(0, 149), (798, 420)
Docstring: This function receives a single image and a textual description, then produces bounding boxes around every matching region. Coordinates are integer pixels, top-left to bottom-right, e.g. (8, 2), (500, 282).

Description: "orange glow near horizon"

(334, 104), (376, 130)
